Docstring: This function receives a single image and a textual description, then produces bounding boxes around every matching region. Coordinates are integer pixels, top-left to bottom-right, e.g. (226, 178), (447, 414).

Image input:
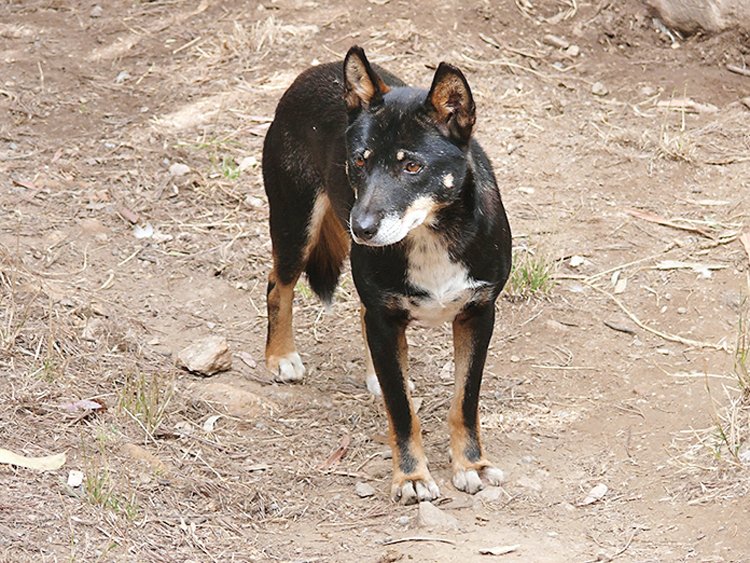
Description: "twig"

(383, 536), (456, 546)
(587, 283), (728, 351)
(727, 64), (750, 78)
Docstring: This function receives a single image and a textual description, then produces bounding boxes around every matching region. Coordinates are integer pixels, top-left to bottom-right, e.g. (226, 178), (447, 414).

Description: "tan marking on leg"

(265, 267), (304, 381)
(449, 318), (489, 471)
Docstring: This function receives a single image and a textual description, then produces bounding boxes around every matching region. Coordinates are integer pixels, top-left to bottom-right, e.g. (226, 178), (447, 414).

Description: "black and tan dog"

(262, 46), (512, 504)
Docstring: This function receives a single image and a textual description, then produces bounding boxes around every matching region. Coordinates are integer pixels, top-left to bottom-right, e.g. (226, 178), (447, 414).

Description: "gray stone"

(355, 482), (376, 498)
(176, 336), (232, 376)
(169, 163), (191, 177)
(417, 501), (459, 530)
(474, 486), (503, 503)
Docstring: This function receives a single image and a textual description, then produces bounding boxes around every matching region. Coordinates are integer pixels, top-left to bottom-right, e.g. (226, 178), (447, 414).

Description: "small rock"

(355, 482), (376, 498)
(417, 501), (459, 530)
(742, 97), (750, 111)
(90, 5), (103, 17)
(517, 475), (543, 492)
(591, 82), (609, 96)
(397, 515), (410, 526)
(67, 470), (84, 488)
(677, 306), (688, 315)
(193, 381), (275, 417)
(580, 483), (608, 506)
(176, 336), (232, 376)
(565, 44), (580, 57)
(640, 86), (657, 97)
(238, 156), (258, 171)
(510, 355), (520, 363)
(474, 486), (503, 503)
(542, 33), (569, 49)
(82, 317), (109, 342)
(169, 163), (191, 177)
(114, 70), (130, 84)
(569, 255), (585, 268)
(244, 195), (264, 208)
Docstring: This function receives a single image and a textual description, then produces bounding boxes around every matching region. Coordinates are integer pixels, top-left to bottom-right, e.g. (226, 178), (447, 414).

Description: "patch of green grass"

(84, 468), (139, 519)
(219, 155), (241, 180)
(506, 248), (556, 300)
(295, 279), (314, 300)
(117, 372), (173, 435)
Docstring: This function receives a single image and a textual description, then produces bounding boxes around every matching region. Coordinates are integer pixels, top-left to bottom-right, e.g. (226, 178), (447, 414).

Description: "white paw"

(273, 352), (305, 383)
(365, 372), (415, 396)
(392, 478), (440, 505)
(452, 466), (505, 494)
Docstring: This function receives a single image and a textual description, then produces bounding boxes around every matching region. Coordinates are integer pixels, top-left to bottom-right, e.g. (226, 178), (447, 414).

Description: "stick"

(727, 64), (750, 77)
(587, 283), (728, 351)
(383, 536), (456, 546)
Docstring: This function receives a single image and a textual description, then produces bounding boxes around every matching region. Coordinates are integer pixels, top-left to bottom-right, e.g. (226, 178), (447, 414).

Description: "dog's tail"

(305, 208), (349, 306)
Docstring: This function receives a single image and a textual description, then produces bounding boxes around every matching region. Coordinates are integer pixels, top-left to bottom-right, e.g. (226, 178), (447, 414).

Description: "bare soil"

(1, 1), (750, 561)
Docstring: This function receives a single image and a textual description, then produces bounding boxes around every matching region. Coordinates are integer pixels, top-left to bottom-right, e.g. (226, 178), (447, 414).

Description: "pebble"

(474, 486), (503, 503)
(542, 33), (569, 50)
(417, 501), (459, 530)
(397, 515), (410, 526)
(176, 336), (232, 376)
(640, 86), (657, 97)
(90, 5), (103, 18)
(169, 163), (191, 177)
(115, 70), (130, 84)
(565, 44), (580, 57)
(677, 306), (688, 315)
(355, 482), (376, 498)
(591, 82), (609, 96)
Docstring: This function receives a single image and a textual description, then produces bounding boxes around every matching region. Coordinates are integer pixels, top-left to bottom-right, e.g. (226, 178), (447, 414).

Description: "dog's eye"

(403, 161), (422, 174)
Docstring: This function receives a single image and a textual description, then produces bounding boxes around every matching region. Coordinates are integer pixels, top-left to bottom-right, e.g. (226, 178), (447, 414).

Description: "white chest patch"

(403, 228), (487, 326)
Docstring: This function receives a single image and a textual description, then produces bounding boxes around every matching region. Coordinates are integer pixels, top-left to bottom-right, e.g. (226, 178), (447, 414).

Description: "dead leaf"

(0, 448), (66, 471)
(202, 414), (221, 433)
(479, 544), (520, 556)
(237, 351), (257, 369)
(579, 483), (607, 506)
(319, 434), (350, 469)
(614, 277), (627, 294)
(61, 398), (106, 413)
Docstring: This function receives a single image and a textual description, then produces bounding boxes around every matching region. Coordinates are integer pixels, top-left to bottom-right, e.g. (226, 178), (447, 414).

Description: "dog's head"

(344, 46), (477, 247)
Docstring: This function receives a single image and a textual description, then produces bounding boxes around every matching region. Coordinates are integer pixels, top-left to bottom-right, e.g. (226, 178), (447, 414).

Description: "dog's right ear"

(344, 46), (390, 111)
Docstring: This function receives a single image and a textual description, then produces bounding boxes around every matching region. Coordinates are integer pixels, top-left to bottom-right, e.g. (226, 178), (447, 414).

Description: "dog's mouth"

(351, 206), (429, 247)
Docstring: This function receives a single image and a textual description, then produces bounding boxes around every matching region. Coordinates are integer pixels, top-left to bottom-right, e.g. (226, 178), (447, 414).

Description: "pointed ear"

(426, 63), (476, 143)
(344, 46), (390, 111)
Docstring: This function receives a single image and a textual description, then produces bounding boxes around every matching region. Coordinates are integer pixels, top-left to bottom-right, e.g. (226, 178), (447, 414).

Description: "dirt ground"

(2, 1), (750, 561)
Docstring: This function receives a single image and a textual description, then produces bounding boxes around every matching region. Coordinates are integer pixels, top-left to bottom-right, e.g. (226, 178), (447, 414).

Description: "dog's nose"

(351, 212), (380, 241)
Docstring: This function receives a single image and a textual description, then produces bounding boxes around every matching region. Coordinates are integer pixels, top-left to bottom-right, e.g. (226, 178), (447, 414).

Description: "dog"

(262, 46), (512, 504)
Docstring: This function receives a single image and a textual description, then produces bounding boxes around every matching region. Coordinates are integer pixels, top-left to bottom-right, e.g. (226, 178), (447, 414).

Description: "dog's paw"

(268, 352), (305, 383)
(452, 465), (504, 494)
(365, 372), (415, 396)
(391, 476), (440, 505)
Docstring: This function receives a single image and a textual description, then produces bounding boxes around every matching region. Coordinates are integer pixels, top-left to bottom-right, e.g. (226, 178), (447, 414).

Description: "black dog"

(262, 47), (512, 504)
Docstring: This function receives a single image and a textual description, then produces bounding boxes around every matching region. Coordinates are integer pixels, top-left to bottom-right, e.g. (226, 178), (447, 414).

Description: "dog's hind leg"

(448, 303), (505, 493)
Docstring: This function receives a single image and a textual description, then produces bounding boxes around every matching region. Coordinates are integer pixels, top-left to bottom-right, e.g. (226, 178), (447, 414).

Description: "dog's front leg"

(449, 303), (505, 494)
(364, 307), (439, 504)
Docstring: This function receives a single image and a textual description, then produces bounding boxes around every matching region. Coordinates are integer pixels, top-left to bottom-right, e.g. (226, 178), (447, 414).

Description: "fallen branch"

(587, 283), (728, 352)
(727, 64), (750, 78)
(624, 208), (713, 238)
(383, 536), (456, 546)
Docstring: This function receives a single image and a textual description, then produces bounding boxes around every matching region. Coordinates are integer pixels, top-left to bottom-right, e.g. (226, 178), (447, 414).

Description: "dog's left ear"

(426, 63), (476, 144)
(344, 46), (390, 111)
